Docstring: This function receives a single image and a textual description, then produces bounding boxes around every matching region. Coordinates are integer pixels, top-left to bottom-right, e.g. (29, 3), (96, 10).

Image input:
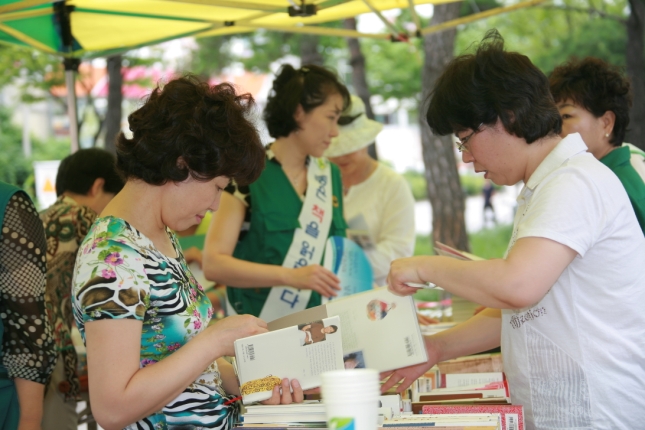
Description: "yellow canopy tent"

(0, 0), (546, 148)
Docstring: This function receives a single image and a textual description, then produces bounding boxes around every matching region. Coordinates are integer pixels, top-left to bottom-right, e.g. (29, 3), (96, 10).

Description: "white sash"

(259, 157), (333, 322)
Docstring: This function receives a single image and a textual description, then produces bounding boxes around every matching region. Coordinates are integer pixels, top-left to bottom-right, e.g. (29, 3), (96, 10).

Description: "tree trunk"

(420, 2), (469, 251)
(626, 0), (645, 148)
(104, 54), (123, 155)
(344, 17), (378, 159)
(300, 35), (324, 66)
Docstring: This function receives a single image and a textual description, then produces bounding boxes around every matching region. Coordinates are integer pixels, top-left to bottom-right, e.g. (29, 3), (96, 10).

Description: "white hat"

(325, 95), (384, 158)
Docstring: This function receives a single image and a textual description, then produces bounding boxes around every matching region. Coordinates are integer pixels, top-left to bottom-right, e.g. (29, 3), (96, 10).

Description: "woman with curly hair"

(550, 57), (645, 232)
(203, 64), (350, 321)
(71, 75), (302, 430)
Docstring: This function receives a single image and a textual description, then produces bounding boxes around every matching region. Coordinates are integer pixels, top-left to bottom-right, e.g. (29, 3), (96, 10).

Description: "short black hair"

(263, 64), (350, 138)
(549, 57), (632, 146)
(55, 148), (124, 197)
(116, 75), (265, 186)
(426, 29), (562, 143)
(327, 325), (338, 333)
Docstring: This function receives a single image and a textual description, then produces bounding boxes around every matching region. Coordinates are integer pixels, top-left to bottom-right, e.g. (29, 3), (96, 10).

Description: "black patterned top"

(0, 192), (56, 383)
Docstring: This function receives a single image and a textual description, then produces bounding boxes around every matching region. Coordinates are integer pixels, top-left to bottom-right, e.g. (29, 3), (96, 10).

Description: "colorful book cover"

(322, 236), (374, 302)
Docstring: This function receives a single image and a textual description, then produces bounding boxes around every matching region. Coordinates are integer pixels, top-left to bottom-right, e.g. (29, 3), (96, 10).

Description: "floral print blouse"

(72, 216), (236, 430)
(41, 195), (96, 400)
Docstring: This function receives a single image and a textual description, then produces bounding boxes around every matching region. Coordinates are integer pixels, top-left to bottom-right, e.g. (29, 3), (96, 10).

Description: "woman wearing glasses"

(384, 31), (645, 429)
(203, 64), (349, 322)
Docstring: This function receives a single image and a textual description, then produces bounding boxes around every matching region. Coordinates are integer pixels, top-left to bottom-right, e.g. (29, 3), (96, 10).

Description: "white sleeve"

(515, 168), (614, 257)
(365, 176), (416, 284)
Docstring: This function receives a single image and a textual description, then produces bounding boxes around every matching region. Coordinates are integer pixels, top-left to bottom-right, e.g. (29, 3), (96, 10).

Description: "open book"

(269, 287), (428, 374)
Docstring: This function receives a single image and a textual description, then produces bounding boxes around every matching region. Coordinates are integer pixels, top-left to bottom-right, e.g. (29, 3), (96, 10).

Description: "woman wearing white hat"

(325, 95), (416, 287)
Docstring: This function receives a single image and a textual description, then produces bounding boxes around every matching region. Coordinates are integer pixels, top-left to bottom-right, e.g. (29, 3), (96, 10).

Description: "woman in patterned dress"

(71, 75), (303, 430)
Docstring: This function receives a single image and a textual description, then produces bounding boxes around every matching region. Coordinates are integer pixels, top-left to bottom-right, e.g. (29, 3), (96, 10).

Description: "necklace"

(285, 166), (307, 191)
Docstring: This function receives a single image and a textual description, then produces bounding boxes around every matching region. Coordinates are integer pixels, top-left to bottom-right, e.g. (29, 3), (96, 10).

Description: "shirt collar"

(525, 133), (588, 190)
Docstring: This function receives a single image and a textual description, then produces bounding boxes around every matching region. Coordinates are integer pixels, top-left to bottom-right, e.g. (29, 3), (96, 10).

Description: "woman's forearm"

(203, 253), (290, 288)
(14, 378), (45, 430)
(217, 358), (241, 396)
(431, 308), (502, 362)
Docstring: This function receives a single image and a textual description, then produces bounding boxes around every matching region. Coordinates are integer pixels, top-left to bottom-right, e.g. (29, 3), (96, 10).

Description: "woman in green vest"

(550, 57), (645, 233)
(0, 182), (56, 429)
(204, 64), (350, 321)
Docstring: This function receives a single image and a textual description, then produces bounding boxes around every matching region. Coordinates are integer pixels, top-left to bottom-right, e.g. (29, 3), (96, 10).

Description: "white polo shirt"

(501, 133), (645, 429)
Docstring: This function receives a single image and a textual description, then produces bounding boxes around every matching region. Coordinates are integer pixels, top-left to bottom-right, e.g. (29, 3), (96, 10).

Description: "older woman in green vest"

(204, 64), (349, 321)
(550, 57), (645, 234)
(0, 182), (56, 430)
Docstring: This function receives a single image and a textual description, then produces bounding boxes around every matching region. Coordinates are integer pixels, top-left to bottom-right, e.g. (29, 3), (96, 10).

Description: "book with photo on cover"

(268, 287), (428, 374)
(234, 316), (344, 404)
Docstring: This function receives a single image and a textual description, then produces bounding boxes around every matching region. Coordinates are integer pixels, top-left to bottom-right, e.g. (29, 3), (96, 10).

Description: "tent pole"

(64, 58), (80, 152)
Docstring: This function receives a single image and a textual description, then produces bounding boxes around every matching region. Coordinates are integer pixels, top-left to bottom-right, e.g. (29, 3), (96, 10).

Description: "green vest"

(600, 146), (645, 234)
(228, 159), (347, 317)
(0, 181), (22, 429)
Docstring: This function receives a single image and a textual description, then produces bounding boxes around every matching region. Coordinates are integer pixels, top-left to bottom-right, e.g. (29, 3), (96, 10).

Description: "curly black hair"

(549, 57), (632, 146)
(263, 64), (350, 139)
(116, 75), (265, 186)
(426, 29), (562, 143)
(55, 148), (124, 197)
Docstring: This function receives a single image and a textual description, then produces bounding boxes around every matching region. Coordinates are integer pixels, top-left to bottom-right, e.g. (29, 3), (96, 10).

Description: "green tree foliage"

(189, 35), (235, 77)
(456, 0), (628, 74)
(0, 108), (70, 196)
(0, 44), (63, 103)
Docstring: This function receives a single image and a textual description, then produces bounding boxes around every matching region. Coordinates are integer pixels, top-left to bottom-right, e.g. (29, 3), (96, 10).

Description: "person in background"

(203, 64), (349, 321)
(325, 95), (416, 287)
(550, 57), (645, 233)
(72, 75), (303, 430)
(482, 179), (496, 227)
(40, 148), (124, 430)
(0, 181), (57, 430)
(384, 31), (645, 429)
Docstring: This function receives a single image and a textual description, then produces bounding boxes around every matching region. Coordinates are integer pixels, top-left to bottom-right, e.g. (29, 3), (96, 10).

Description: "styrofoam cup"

(324, 398), (379, 430)
(321, 369), (380, 430)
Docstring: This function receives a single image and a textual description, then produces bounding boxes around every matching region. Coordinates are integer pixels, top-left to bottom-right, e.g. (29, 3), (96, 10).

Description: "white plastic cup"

(321, 369), (380, 430)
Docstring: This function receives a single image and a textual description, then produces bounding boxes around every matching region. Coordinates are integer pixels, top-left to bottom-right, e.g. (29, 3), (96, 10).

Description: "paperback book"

(234, 316), (344, 404)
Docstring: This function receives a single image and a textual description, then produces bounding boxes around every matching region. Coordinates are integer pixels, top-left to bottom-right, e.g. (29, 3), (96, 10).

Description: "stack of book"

(411, 354), (509, 410)
(237, 402), (327, 428)
(382, 413), (502, 429)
